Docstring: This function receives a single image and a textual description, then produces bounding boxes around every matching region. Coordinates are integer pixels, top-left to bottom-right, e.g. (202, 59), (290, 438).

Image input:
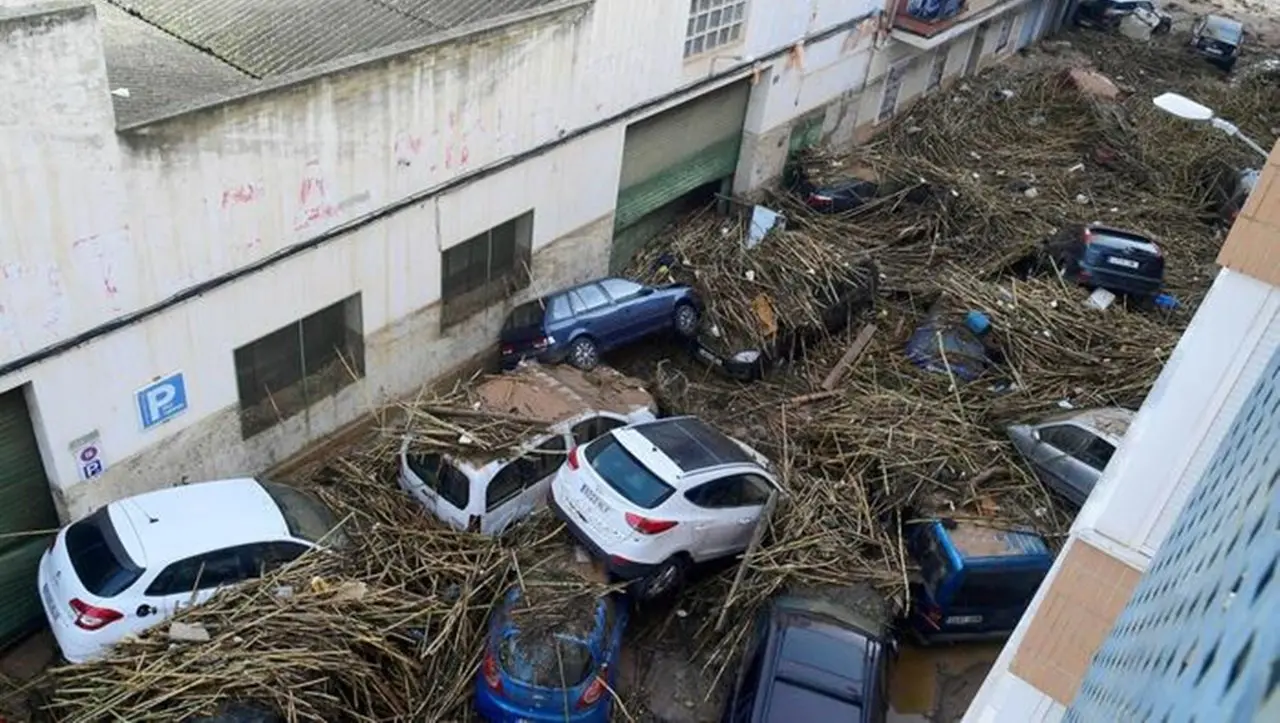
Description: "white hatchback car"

(549, 416), (781, 599)
(37, 478), (343, 663)
(398, 362), (656, 535)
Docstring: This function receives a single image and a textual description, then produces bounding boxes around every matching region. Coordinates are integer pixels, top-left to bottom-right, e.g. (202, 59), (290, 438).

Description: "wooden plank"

(821, 324), (877, 391)
(715, 490), (779, 633)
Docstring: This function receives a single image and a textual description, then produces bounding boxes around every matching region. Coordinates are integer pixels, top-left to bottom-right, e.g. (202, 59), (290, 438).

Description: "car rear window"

(499, 631), (594, 688)
(503, 300), (547, 331)
(764, 680), (862, 723)
(586, 434), (675, 509)
(65, 507), (144, 598)
(1086, 230), (1160, 256)
(260, 482), (345, 546)
(405, 453), (471, 510)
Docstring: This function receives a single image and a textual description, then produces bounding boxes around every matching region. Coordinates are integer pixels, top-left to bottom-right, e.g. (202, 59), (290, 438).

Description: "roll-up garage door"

(611, 80), (751, 271)
(0, 387), (59, 647)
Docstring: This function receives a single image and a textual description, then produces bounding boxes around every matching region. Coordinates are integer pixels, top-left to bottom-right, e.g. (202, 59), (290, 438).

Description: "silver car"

(1007, 407), (1135, 507)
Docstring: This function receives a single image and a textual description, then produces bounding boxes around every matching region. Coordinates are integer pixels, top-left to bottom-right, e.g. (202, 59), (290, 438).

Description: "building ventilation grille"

(1066, 346), (1280, 721)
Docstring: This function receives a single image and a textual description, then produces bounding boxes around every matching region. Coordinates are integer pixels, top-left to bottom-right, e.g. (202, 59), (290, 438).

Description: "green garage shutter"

(612, 81), (751, 270)
(0, 387), (59, 647)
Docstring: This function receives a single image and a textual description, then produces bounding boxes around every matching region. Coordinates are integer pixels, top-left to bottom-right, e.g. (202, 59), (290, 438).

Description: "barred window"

(685, 0), (747, 58)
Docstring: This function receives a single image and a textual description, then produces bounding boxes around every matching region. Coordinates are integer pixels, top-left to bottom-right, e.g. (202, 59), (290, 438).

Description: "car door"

(599, 278), (659, 340)
(140, 546), (254, 621)
(1025, 424), (1098, 505)
(567, 283), (618, 348)
(683, 473), (773, 559)
(482, 435), (568, 534)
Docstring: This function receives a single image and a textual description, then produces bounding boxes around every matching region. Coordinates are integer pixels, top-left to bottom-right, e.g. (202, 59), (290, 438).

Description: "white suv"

(37, 478), (343, 663)
(549, 416), (781, 599)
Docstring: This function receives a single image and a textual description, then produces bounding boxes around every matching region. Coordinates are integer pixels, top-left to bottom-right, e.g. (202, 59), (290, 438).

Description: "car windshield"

(499, 630), (594, 688)
(260, 482), (346, 547)
(586, 434), (675, 509)
(503, 300), (546, 331)
(65, 507), (144, 598)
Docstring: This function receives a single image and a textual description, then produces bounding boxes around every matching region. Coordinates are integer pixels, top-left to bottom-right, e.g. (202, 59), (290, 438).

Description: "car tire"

(567, 337), (599, 371)
(673, 303), (700, 338)
(635, 556), (687, 600)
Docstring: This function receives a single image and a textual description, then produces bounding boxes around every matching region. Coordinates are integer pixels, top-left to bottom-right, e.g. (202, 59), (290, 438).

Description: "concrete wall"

(0, 0), (891, 520)
(733, 8), (881, 192)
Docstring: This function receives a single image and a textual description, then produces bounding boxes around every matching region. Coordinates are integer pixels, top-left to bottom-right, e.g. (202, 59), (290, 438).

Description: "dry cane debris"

(35, 32), (1280, 723)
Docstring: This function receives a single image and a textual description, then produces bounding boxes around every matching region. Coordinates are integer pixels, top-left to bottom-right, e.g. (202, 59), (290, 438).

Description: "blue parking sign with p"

(137, 372), (189, 430)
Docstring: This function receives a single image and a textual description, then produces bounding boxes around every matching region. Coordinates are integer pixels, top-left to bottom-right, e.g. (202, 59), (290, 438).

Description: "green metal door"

(0, 387), (59, 647)
(612, 81), (751, 271)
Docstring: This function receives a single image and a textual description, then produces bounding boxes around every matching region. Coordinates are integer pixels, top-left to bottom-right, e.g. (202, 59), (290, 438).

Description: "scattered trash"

(167, 622), (211, 643)
(1075, 193), (1090, 204)
(1086, 288), (1116, 310)
(746, 204), (784, 249)
(1024, 187), (1040, 198)
(1154, 292), (1179, 310)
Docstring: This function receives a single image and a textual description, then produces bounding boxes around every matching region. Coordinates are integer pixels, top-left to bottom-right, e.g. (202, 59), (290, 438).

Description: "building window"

(234, 294), (365, 439)
(996, 14), (1014, 52)
(877, 62), (908, 123)
(685, 0), (747, 58)
(441, 211), (533, 327)
(928, 46), (948, 92)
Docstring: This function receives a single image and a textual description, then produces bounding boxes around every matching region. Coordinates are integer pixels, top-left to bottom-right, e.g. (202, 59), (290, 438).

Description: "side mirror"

(637, 286), (655, 297)
(1030, 428), (1041, 442)
(136, 604), (155, 617)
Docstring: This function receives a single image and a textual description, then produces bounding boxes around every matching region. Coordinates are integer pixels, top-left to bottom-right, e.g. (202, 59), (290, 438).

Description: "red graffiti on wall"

(294, 161), (337, 230)
(220, 182), (264, 209)
(394, 132), (425, 167)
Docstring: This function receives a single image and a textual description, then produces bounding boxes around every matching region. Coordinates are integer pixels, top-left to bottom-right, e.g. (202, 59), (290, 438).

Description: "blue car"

(475, 587), (627, 722)
(903, 520), (1053, 644)
(500, 277), (701, 370)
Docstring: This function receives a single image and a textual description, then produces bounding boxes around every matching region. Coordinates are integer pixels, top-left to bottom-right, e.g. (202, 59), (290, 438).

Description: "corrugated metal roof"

(94, 0), (577, 128)
(106, 0), (566, 78)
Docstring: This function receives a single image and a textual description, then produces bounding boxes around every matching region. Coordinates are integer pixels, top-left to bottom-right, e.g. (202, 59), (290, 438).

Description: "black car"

(722, 590), (893, 723)
(1044, 224), (1165, 298)
(1191, 15), (1244, 71)
(1074, 0), (1172, 33)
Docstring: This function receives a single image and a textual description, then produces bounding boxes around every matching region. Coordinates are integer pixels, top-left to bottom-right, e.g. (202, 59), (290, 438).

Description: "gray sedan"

(1007, 407), (1135, 507)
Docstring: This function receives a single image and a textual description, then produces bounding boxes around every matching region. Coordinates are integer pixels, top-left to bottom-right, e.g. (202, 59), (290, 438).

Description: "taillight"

(625, 513), (678, 535)
(1082, 229), (1093, 244)
(500, 344), (514, 356)
(808, 193), (833, 204)
(532, 336), (553, 351)
(482, 649), (502, 691)
(567, 446), (580, 470)
(578, 668), (608, 708)
(70, 599), (123, 631)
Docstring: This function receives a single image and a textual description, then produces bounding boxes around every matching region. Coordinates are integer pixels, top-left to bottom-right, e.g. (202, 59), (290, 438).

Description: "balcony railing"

(892, 0), (1008, 38)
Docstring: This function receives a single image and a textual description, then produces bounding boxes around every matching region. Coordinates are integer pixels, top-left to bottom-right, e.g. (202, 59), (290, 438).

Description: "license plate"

(579, 484), (610, 514)
(41, 584), (59, 622)
(945, 614), (983, 625)
(1107, 256), (1140, 269)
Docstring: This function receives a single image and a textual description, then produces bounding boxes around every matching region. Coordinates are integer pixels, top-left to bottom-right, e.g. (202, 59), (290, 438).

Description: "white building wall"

(964, 268), (1280, 721)
(0, 0), (890, 519)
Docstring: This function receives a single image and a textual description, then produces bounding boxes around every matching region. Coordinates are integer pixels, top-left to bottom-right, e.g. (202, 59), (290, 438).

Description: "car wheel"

(568, 337), (599, 370)
(673, 303), (699, 338)
(637, 556), (687, 600)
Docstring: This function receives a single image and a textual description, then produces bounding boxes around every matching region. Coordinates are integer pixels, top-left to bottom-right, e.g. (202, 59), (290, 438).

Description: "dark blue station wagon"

(500, 277), (701, 370)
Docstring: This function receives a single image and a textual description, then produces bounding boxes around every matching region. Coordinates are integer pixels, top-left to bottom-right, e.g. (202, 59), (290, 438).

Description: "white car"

(398, 362), (656, 535)
(37, 478), (343, 663)
(549, 416), (781, 599)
